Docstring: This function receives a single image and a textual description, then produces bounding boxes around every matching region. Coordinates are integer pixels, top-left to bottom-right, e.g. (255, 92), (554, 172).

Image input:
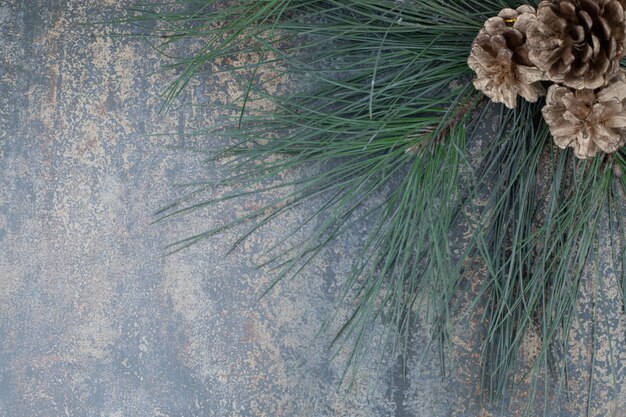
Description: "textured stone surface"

(2, 1), (626, 416)
(0, 1), (400, 415)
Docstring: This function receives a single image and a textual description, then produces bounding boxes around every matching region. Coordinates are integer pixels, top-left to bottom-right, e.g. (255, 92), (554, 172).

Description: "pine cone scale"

(604, 114), (626, 128)
(551, 123), (580, 138)
(578, 10), (593, 32)
(608, 37), (617, 59)
(593, 125), (621, 152)
(515, 65), (544, 84)
(599, 16), (612, 39)
(502, 29), (524, 46)
(580, 0), (600, 14)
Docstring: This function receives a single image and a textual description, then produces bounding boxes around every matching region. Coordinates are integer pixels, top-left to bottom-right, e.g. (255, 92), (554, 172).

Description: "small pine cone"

(527, 0), (626, 90)
(542, 72), (626, 159)
(468, 6), (545, 109)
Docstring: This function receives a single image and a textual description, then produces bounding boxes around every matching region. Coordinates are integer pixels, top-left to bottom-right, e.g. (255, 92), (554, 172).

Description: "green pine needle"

(118, 0), (626, 414)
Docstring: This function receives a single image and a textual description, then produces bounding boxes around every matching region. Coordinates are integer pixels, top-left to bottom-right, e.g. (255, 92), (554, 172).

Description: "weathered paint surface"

(2, 1), (626, 416)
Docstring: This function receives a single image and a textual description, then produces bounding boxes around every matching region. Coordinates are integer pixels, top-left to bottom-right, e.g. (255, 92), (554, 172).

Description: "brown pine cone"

(542, 72), (626, 159)
(468, 6), (545, 109)
(527, 0), (626, 90)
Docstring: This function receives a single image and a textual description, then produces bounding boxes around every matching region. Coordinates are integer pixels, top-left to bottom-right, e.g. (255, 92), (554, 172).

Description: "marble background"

(2, 1), (626, 416)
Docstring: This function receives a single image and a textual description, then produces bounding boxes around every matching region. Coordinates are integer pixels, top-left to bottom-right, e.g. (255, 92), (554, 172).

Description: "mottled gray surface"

(3, 1), (626, 416)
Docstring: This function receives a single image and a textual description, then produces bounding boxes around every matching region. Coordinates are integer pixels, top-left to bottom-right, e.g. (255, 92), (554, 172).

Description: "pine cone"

(542, 72), (626, 159)
(527, 0), (626, 90)
(468, 6), (545, 109)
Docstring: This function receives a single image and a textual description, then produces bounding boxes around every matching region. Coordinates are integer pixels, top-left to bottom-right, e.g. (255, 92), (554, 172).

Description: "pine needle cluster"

(119, 0), (626, 413)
